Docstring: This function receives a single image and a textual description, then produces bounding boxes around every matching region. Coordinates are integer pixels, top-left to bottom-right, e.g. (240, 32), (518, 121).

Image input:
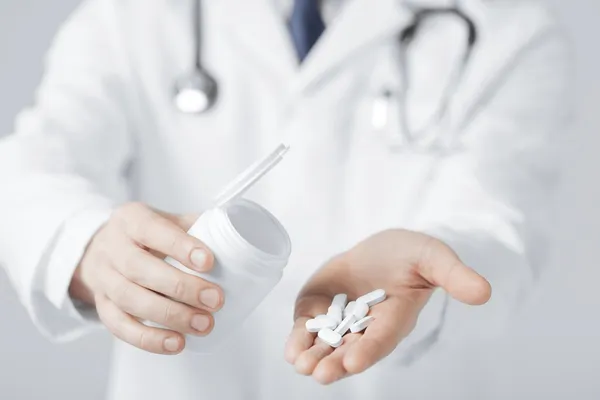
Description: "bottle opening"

(225, 200), (291, 259)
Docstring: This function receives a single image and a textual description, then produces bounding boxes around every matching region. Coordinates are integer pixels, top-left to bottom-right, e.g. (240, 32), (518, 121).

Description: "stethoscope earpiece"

(174, 69), (218, 114)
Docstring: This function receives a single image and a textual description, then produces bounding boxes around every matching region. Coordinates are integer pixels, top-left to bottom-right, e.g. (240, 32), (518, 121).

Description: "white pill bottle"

(164, 198), (291, 354)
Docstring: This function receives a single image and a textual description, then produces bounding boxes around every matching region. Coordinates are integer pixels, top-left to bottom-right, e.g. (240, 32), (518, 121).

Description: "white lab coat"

(0, 0), (572, 399)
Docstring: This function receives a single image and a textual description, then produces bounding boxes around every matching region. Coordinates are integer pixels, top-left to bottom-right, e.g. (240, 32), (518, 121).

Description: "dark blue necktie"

(289, 0), (326, 62)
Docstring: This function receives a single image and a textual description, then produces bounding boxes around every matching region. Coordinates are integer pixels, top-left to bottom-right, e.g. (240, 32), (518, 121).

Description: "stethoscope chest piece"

(174, 69), (218, 114)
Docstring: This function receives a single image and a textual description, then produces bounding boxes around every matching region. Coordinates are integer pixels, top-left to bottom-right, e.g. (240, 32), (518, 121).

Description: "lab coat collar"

(215, 0), (299, 82)
(218, 0), (414, 93)
(216, 0), (491, 96)
(294, 0), (413, 91)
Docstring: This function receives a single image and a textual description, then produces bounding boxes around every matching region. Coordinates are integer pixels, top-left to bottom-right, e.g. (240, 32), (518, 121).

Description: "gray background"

(0, 0), (599, 399)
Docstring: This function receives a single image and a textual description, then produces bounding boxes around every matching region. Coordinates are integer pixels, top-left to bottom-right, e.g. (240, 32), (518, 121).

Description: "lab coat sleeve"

(0, 0), (134, 341)
(394, 30), (573, 364)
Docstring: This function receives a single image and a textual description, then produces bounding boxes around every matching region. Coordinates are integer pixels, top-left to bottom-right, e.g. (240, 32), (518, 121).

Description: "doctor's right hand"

(68, 202), (224, 355)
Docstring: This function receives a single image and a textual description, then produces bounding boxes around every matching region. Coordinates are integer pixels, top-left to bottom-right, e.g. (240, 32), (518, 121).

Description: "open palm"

(284, 229), (491, 384)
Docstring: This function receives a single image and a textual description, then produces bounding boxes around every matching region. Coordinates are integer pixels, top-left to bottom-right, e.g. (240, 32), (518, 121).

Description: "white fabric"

(0, 0), (573, 399)
(274, 0), (348, 25)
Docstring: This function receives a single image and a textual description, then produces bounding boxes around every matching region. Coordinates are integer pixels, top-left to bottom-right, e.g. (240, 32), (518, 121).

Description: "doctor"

(0, 0), (571, 399)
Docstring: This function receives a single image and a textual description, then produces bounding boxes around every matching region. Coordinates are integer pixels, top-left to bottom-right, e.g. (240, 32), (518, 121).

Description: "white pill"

(352, 301), (369, 319)
(331, 293), (348, 310)
(350, 316), (375, 333)
(305, 319), (323, 333)
(318, 328), (343, 348)
(314, 315), (338, 329)
(305, 317), (337, 333)
(357, 289), (386, 307)
(334, 314), (358, 336)
(343, 301), (356, 318)
(327, 306), (343, 324)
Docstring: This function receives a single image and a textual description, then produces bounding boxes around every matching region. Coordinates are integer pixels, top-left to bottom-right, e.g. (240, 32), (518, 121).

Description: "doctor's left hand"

(284, 229), (492, 384)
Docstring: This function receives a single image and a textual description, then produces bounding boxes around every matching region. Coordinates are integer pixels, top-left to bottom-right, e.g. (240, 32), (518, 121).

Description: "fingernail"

(163, 337), (180, 352)
(191, 249), (208, 270)
(199, 288), (221, 309)
(191, 315), (211, 332)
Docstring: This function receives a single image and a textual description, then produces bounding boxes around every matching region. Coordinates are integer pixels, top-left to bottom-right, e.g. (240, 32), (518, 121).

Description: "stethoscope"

(378, 6), (477, 151)
(173, 0), (477, 149)
(173, 0), (218, 114)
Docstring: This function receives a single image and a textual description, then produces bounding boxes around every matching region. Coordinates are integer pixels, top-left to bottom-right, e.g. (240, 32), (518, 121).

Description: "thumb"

(418, 237), (492, 305)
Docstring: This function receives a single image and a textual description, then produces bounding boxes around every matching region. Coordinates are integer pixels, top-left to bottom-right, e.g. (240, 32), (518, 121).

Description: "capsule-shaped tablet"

(357, 289), (386, 307)
(331, 293), (348, 310)
(352, 301), (369, 319)
(343, 301), (356, 318)
(350, 316), (375, 333)
(316, 314), (336, 322)
(305, 319), (323, 333)
(327, 306), (343, 325)
(334, 314), (357, 336)
(315, 315), (338, 329)
(305, 317), (337, 333)
(318, 328), (343, 348)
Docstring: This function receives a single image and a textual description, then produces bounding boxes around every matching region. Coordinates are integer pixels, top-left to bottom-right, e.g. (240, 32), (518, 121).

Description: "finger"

(157, 211), (199, 232)
(118, 248), (224, 312)
(121, 203), (214, 272)
(285, 317), (315, 364)
(312, 333), (361, 385)
(295, 340), (335, 376)
(418, 237), (492, 305)
(286, 294), (333, 364)
(96, 295), (185, 355)
(344, 296), (419, 374)
(103, 268), (214, 336)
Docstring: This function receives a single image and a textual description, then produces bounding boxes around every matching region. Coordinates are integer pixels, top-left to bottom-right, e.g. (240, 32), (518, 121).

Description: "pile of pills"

(305, 289), (386, 348)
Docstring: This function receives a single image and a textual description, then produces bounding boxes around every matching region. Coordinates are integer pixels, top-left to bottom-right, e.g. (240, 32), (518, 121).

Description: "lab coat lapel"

(217, 0), (298, 81)
(216, 0), (414, 93)
(295, 0), (413, 91)
(448, 2), (556, 128)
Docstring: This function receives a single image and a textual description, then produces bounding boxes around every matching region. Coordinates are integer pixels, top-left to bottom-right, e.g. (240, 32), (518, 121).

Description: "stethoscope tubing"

(175, 0), (478, 152)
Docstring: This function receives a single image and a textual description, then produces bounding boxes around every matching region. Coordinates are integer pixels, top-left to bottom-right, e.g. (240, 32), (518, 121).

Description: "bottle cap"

(213, 143), (290, 207)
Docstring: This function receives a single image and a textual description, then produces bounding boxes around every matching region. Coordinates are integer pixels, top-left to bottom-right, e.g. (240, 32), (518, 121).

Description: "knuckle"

(164, 232), (194, 261)
(123, 201), (147, 214)
(112, 280), (132, 306)
(114, 202), (143, 222)
(137, 331), (153, 352)
(121, 203), (156, 238)
(441, 260), (460, 287)
(137, 292), (157, 314)
(417, 236), (436, 264)
(79, 264), (101, 293)
(87, 225), (117, 262)
(128, 217), (149, 241)
(172, 278), (187, 300)
(121, 249), (142, 278)
(162, 301), (175, 325)
(165, 231), (180, 253)
(116, 204), (152, 240)
(96, 299), (121, 336)
(92, 232), (112, 256)
(416, 236), (441, 274)
(162, 301), (191, 330)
